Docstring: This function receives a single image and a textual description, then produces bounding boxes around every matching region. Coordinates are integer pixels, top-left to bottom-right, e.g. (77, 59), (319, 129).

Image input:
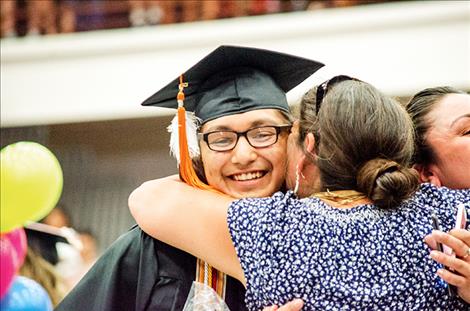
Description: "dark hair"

(190, 155), (208, 183)
(405, 86), (466, 165)
(300, 80), (419, 209)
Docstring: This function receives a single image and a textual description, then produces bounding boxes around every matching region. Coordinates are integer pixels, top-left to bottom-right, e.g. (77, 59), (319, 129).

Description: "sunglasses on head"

(315, 75), (361, 114)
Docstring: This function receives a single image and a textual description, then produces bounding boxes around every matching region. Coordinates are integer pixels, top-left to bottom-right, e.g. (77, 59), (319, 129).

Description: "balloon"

(0, 237), (15, 299)
(1, 142), (63, 233)
(0, 276), (53, 311)
(5, 228), (27, 268)
(0, 228), (28, 299)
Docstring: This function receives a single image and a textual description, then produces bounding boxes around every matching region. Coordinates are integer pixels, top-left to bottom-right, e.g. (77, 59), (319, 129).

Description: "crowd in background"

(1, 0), (391, 38)
(19, 206), (98, 307)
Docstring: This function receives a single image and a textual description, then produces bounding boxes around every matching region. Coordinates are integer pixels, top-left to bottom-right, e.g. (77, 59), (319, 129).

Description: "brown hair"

(190, 155), (208, 183)
(405, 86), (466, 166)
(300, 80), (419, 209)
(297, 86), (320, 159)
(19, 248), (67, 306)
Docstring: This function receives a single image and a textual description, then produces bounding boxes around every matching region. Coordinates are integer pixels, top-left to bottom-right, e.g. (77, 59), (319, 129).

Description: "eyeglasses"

(200, 125), (292, 152)
(315, 75), (360, 114)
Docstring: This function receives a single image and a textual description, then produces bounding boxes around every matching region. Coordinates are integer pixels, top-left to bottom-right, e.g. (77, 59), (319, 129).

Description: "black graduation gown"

(55, 225), (247, 311)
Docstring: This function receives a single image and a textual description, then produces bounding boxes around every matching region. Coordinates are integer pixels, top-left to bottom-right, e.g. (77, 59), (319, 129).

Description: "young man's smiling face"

(199, 109), (290, 199)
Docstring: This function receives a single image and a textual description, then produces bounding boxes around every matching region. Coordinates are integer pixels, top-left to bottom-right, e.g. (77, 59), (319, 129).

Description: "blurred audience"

(41, 206), (71, 229)
(58, 0), (77, 33)
(129, 0), (162, 26)
(1, 0), (77, 38)
(1, 0), (392, 39)
(26, 0), (58, 36)
(0, 0), (17, 37)
(56, 229), (99, 289)
(40, 206), (99, 290)
(22, 216), (99, 304)
(22, 221), (80, 306)
(19, 247), (68, 307)
(308, 0), (381, 10)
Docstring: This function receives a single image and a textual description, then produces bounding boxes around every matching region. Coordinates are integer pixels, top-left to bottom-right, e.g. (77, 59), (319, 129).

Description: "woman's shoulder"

(413, 183), (470, 205)
(231, 191), (304, 212)
(407, 183), (469, 229)
(228, 191), (311, 236)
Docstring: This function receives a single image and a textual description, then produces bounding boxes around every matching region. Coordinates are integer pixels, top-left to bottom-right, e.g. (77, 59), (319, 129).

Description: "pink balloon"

(0, 228), (28, 299)
(5, 229), (27, 268)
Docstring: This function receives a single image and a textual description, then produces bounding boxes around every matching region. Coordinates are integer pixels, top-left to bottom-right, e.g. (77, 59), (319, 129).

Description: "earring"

(294, 164), (304, 195)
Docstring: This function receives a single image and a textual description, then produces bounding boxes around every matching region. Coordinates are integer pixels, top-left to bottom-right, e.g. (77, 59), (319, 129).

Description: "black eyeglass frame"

(315, 75), (360, 114)
(199, 125), (292, 152)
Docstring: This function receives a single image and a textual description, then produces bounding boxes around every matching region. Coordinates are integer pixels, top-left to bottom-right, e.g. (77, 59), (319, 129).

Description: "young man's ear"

(290, 120), (299, 135)
(413, 163), (442, 187)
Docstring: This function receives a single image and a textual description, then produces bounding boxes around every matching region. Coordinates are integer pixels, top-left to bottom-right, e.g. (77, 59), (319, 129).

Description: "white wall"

(2, 0), (469, 127)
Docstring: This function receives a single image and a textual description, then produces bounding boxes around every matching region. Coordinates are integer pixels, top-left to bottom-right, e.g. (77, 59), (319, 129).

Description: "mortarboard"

(24, 222), (80, 265)
(141, 45), (324, 124)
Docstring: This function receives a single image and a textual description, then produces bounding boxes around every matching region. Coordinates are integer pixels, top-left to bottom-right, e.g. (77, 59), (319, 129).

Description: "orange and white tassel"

(168, 111), (200, 164)
(175, 76), (220, 191)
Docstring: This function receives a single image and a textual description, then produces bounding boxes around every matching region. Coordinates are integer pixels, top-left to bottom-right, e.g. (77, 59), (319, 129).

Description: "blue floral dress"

(227, 184), (470, 310)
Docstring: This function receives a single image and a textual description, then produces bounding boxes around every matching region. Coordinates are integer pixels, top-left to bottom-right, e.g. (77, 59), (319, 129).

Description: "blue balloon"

(0, 276), (52, 311)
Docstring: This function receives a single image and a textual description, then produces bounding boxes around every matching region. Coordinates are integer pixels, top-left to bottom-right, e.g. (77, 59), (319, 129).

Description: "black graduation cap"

(142, 45), (324, 124)
(24, 222), (72, 265)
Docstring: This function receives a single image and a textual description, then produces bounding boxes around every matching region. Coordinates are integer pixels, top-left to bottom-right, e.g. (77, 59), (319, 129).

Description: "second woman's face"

(199, 109), (290, 199)
(426, 93), (470, 189)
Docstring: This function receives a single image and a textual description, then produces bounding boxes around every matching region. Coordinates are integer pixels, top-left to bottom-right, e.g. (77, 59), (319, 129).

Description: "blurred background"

(1, 0), (469, 284)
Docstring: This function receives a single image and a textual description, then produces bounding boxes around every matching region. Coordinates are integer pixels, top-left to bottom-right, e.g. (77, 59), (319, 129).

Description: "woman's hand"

(263, 299), (304, 311)
(425, 229), (470, 303)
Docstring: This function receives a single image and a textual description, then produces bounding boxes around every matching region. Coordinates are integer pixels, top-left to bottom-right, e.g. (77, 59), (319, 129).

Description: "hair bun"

(357, 158), (419, 209)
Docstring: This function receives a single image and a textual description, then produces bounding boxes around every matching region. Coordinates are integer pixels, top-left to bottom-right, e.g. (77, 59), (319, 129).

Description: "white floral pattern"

(228, 184), (470, 310)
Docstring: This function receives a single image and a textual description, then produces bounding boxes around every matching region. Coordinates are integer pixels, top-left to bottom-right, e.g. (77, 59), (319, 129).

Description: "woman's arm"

(128, 175), (245, 285)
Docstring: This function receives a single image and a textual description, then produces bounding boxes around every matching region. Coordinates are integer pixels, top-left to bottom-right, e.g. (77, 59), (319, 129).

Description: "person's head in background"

(290, 76), (419, 207)
(406, 87), (470, 189)
(142, 45), (323, 198)
(41, 205), (71, 228)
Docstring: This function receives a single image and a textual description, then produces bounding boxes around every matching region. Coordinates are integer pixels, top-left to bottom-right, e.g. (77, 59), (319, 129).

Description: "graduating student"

(56, 45), (323, 311)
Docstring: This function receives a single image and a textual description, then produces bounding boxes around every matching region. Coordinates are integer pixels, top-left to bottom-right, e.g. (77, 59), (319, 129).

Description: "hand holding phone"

(430, 214), (458, 297)
(455, 203), (468, 231)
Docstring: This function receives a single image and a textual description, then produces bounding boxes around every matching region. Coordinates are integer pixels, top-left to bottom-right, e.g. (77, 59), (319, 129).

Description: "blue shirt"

(228, 184), (470, 310)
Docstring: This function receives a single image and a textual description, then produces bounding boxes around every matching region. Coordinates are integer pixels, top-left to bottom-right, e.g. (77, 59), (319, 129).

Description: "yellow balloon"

(1, 142), (63, 233)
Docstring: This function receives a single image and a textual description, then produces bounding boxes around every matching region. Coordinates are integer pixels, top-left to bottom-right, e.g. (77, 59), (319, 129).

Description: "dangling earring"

(294, 164), (305, 195)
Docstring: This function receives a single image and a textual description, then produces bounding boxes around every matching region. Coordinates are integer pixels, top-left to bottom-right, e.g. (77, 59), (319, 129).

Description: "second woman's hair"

(405, 86), (466, 166)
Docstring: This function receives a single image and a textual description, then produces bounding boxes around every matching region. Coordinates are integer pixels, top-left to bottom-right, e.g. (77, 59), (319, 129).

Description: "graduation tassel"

(176, 76), (226, 296)
(177, 76), (220, 192)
